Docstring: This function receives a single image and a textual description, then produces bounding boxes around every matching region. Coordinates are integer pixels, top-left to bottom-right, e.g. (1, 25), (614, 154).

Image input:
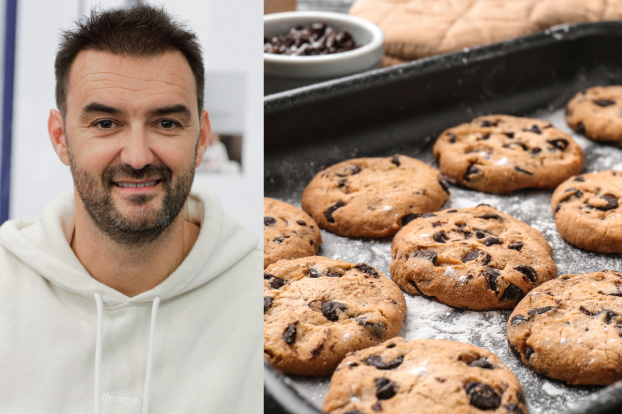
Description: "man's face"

(50, 50), (209, 244)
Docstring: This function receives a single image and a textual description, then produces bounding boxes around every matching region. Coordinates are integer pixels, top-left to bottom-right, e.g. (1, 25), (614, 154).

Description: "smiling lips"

(113, 179), (162, 188)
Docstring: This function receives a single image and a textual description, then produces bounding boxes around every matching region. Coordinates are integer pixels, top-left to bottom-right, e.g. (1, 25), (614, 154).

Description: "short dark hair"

(55, 5), (204, 116)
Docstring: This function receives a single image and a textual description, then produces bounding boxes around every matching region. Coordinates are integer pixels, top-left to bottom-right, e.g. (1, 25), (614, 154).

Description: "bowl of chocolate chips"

(264, 11), (384, 94)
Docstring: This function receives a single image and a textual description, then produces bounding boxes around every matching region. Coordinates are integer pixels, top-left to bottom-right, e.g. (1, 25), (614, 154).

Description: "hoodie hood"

(0, 186), (257, 306)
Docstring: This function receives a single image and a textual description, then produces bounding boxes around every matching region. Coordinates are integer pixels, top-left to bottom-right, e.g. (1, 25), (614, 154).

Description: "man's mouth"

(113, 179), (162, 188)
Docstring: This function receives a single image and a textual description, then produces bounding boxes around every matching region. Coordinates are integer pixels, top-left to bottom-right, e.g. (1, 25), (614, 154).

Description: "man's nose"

(119, 127), (155, 170)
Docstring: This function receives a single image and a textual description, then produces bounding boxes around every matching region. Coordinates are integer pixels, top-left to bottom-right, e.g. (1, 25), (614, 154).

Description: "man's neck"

(70, 199), (200, 298)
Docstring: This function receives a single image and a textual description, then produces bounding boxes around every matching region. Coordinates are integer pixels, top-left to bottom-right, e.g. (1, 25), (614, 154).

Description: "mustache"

(102, 164), (173, 185)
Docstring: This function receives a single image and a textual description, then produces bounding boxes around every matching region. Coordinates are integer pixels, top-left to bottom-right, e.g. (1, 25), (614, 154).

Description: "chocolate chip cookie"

(264, 197), (322, 268)
(433, 115), (584, 193)
(552, 171), (622, 253)
(323, 337), (528, 414)
(507, 270), (622, 385)
(264, 256), (406, 376)
(565, 86), (622, 144)
(390, 205), (557, 310)
(301, 155), (450, 238)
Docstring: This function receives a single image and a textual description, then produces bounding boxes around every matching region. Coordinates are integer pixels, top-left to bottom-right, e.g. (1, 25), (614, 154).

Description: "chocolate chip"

(336, 165), (361, 177)
(574, 175), (584, 182)
(475, 230), (489, 239)
(433, 231), (449, 243)
(531, 147), (542, 155)
(465, 164), (480, 181)
(505, 132), (515, 138)
(564, 188), (583, 198)
(375, 378), (397, 400)
(309, 268), (320, 278)
(508, 242), (523, 252)
(506, 402), (525, 414)
(528, 306), (555, 316)
(412, 250), (438, 265)
(579, 306), (597, 317)
(439, 180), (450, 195)
(465, 382), (501, 410)
(355, 263), (379, 278)
(516, 391), (525, 404)
(510, 314), (528, 325)
(447, 209), (458, 213)
(264, 217), (276, 226)
(325, 201), (345, 223)
(391, 154), (400, 166)
(514, 166), (533, 175)
(478, 133), (490, 140)
(264, 297), (273, 313)
(603, 309), (618, 324)
(283, 323), (297, 344)
(462, 250), (491, 265)
(321, 301), (347, 321)
(324, 268), (342, 277)
(485, 268), (500, 291)
(366, 355), (404, 370)
(515, 265), (538, 284)
(500, 284), (524, 302)
(387, 344), (396, 349)
(447, 132), (457, 143)
(577, 122), (585, 135)
(357, 319), (387, 339)
(264, 273), (273, 280)
(547, 139), (569, 150)
(371, 401), (382, 412)
(482, 237), (501, 247)
(270, 278), (286, 289)
(594, 99), (616, 107)
(409, 280), (434, 298)
(526, 125), (541, 134)
(337, 179), (346, 188)
(296, 220), (306, 226)
(422, 212), (437, 218)
(273, 236), (288, 244)
(402, 214), (421, 226)
(509, 344), (521, 359)
(480, 120), (497, 127)
(469, 357), (493, 369)
(596, 194), (618, 211)
(481, 213), (502, 220)
(525, 347), (534, 360)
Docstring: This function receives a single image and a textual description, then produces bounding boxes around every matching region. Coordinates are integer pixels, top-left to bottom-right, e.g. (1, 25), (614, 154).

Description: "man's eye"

(159, 120), (179, 129)
(95, 120), (115, 129)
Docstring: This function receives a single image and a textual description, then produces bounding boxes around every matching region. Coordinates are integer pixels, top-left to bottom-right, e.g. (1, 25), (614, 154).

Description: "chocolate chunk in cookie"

(301, 155), (449, 238)
(391, 205), (556, 310)
(433, 115), (584, 193)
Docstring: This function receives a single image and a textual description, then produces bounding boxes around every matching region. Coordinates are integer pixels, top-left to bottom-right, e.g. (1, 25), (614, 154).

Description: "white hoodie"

(0, 187), (262, 414)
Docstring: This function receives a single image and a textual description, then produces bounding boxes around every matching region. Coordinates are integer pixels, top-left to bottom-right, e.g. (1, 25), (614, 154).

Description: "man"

(0, 6), (261, 413)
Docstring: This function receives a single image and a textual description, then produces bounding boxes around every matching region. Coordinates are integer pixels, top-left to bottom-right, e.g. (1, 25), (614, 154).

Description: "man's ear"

(195, 110), (211, 168)
(48, 109), (70, 166)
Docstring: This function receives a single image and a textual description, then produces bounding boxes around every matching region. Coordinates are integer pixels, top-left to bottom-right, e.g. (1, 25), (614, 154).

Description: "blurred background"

(0, 0), (262, 240)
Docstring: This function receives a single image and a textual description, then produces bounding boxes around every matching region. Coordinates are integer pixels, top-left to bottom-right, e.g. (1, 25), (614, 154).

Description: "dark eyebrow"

(150, 104), (192, 122)
(81, 102), (121, 118)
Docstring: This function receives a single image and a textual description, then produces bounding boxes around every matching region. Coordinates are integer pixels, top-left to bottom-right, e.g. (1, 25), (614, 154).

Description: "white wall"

(9, 0), (262, 240)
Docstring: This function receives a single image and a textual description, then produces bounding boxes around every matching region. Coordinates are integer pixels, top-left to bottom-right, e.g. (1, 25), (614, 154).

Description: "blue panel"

(0, 0), (16, 223)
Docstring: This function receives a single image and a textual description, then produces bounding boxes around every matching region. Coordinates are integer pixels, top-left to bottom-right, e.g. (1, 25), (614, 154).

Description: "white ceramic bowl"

(264, 11), (384, 94)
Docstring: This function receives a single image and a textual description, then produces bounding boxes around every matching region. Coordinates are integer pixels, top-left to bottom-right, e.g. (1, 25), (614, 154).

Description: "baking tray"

(264, 21), (622, 414)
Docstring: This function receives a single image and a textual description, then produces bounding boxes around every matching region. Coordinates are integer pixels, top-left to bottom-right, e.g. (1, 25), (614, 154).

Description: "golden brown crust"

(263, 197), (322, 269)
(391, 205), (556, 310)
(565, 86), (622, 143)
(301, 155), (449, 238)
(264, 257), (406, 376)
(433, 115), (584, 193)
(551, 171), (622, 253)
(507, 270), (622, 385)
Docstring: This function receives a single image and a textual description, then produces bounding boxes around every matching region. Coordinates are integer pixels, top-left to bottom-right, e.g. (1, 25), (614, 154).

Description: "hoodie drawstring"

(142, 296), (161, 414)
(93, 292), (104, 414)
(92, 293), (161, 414)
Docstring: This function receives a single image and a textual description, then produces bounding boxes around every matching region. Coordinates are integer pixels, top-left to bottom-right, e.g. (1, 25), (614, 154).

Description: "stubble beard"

(67, 137), (196, 246)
